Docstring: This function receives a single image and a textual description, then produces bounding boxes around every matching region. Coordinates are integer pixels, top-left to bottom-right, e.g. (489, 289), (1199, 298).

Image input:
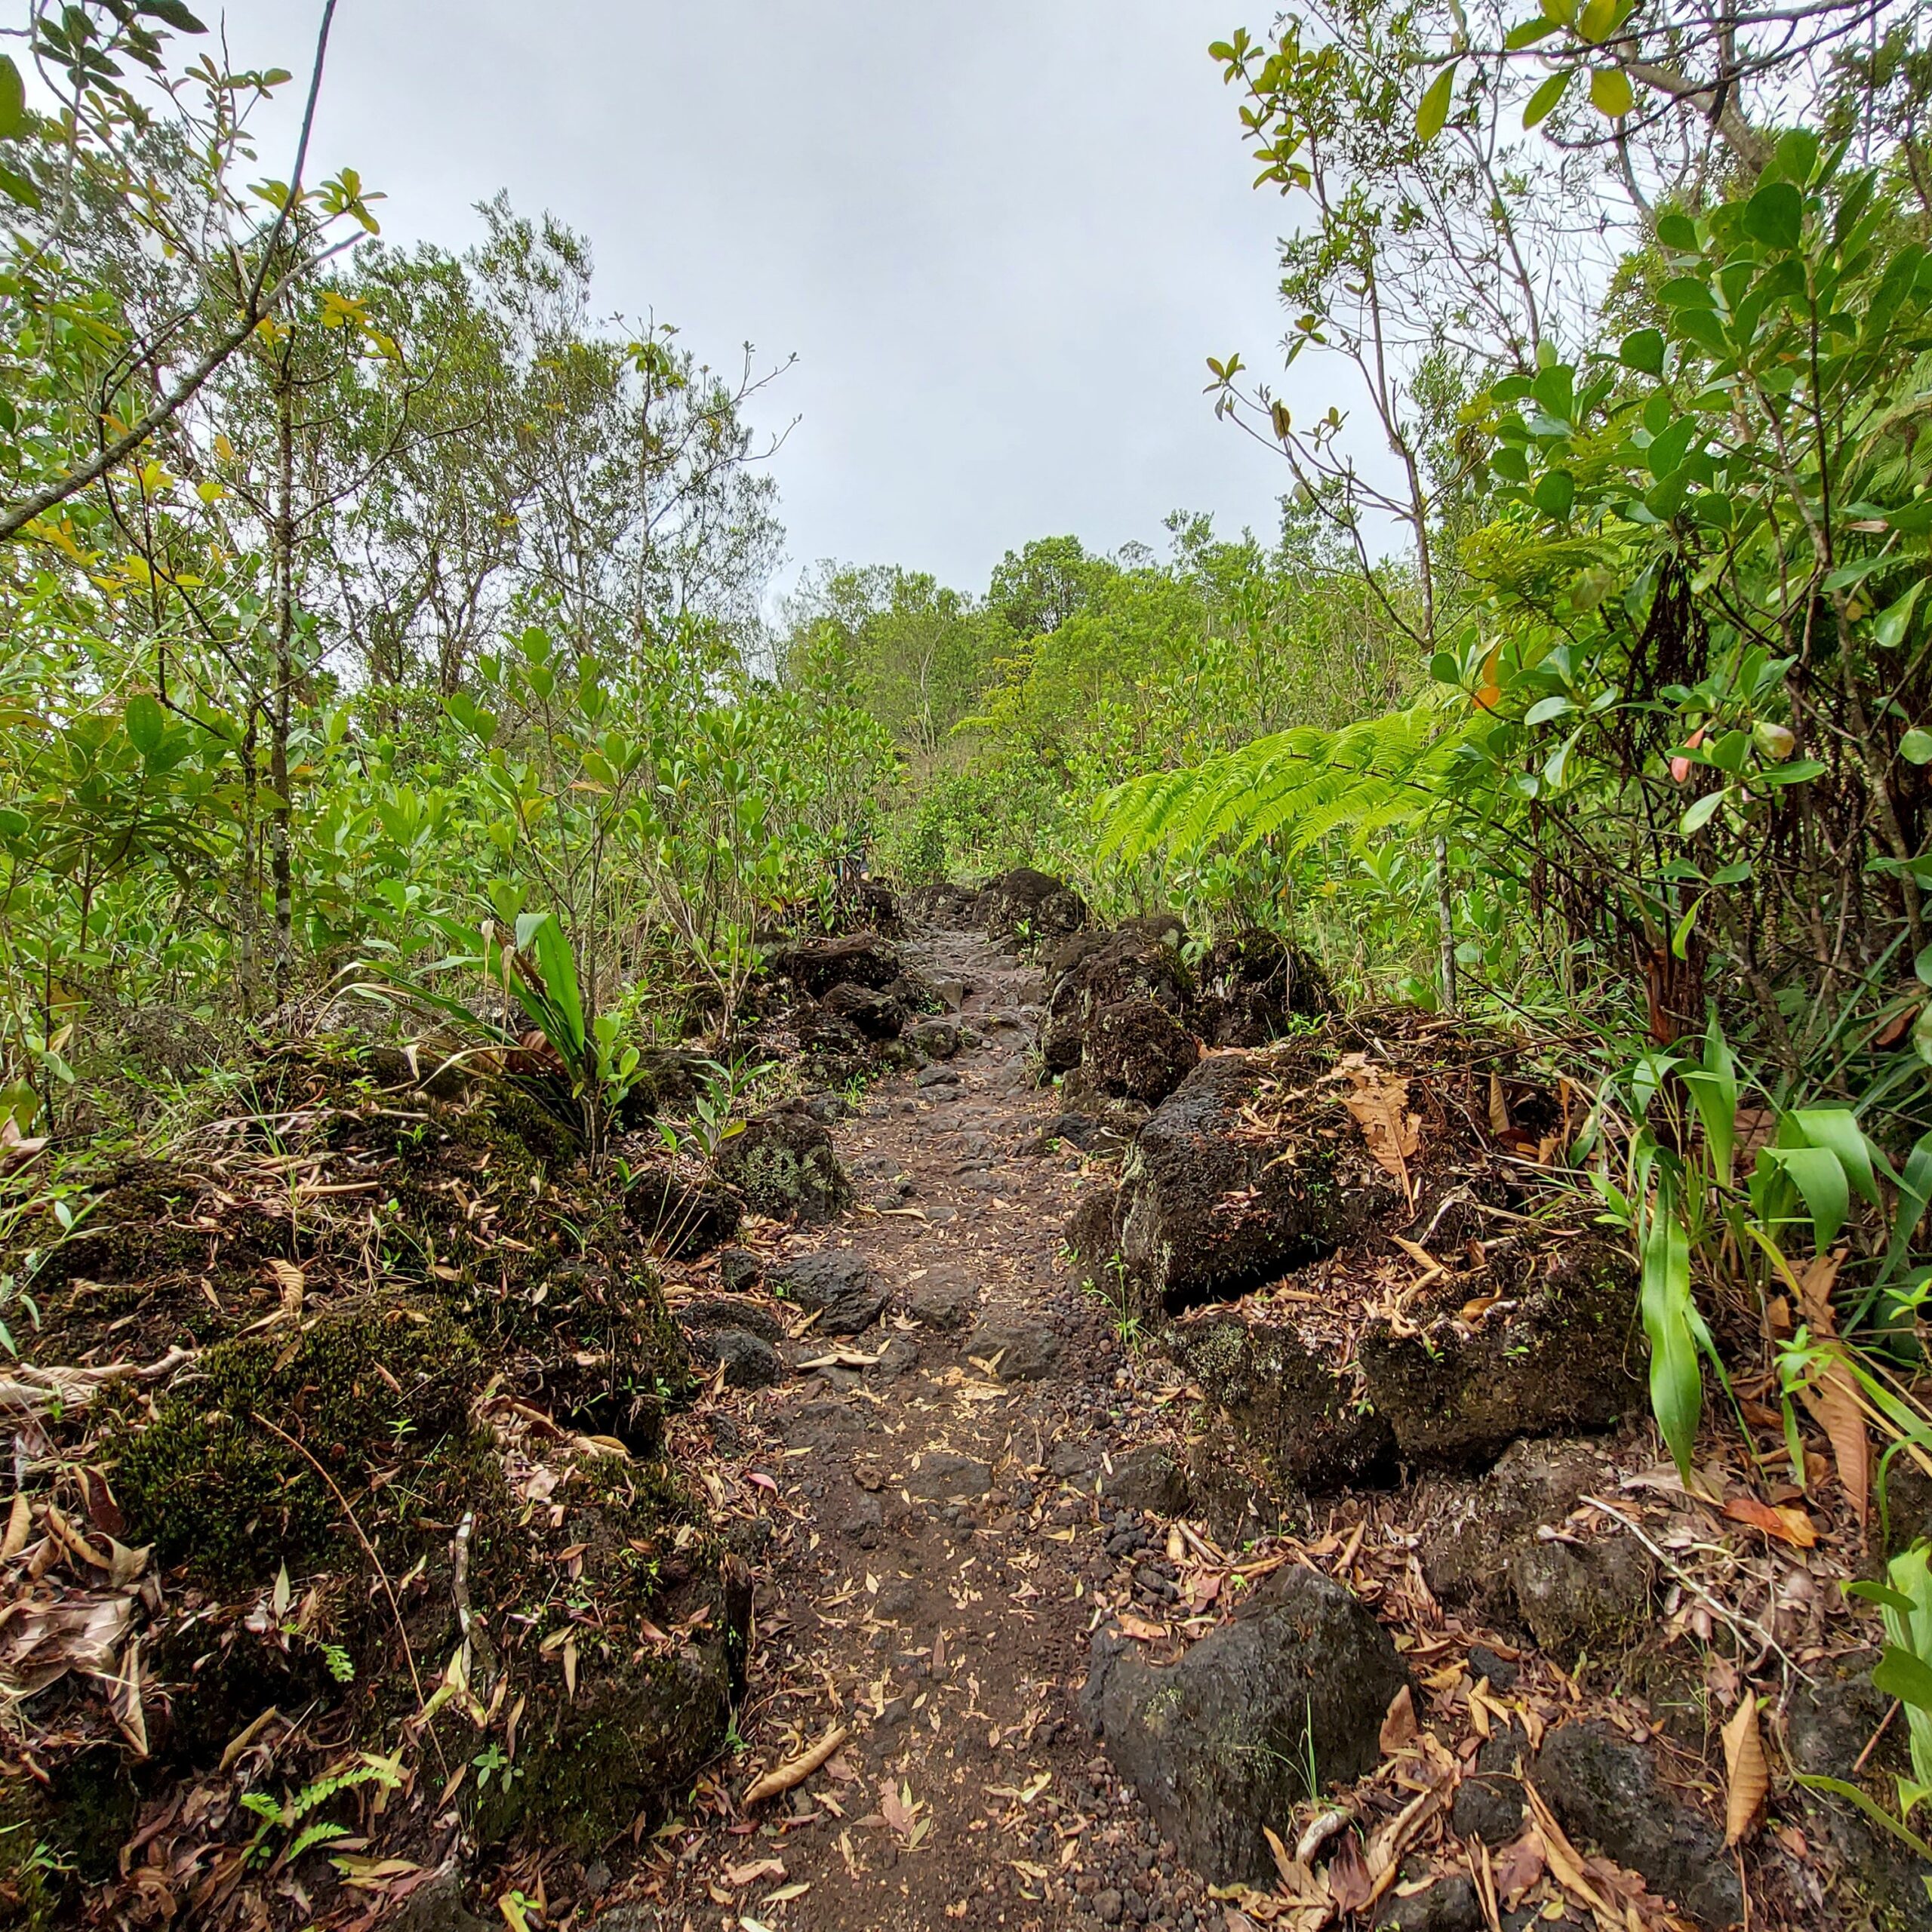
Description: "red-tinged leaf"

(746, 1472), (780, 1494)
(1721, 1494), (1818, 1548)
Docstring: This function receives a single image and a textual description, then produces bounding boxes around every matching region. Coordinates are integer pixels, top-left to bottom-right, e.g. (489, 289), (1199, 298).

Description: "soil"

(639, 924), (1176, 1932)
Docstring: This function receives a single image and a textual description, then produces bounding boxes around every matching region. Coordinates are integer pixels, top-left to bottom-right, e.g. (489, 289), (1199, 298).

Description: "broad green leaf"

(1522, 69), (1571, 129)
(1761, 1143), (1850, 1248)
(1902, 728), (1932, 764)
(1416, 63), (1457, 140)
(140, 0), (209, 29)
(1589, 66), (1633, 118)
(1791, 1107), (1880, 1207)
(0, 56), (26, 140)
(1875, 580), (1925, 650)
(1577, 0), (1620, 38)
(1532, 469), (1575, 518)
(1619, 328), (1664, 375)
(1743, 180), (1804, 251)
(1681, 789), (1725, 833)
(125, 692), (166, 758)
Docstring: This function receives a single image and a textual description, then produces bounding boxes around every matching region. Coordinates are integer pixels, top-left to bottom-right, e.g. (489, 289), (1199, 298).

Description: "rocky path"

(646, 926), (1202, 1932)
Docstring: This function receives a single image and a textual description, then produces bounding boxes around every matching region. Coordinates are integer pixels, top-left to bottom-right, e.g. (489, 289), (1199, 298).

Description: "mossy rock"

(108, 1295), (480, 1590)
(466, 1640), (737, 1850)
(713, 1109), (852, 1224)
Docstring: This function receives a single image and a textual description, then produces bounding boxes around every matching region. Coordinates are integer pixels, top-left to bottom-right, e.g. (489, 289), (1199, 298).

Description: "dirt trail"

(651, 924), (1195, 1932)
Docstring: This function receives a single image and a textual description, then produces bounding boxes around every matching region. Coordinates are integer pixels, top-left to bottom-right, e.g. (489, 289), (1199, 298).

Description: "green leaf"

(1876, 1647), (1932, 1716)
(1429, 651), (1461, 683)
(1681, 789), (1725, 833)
(1795, 1775), (1932, 1860)
(125, 693), (166, 758)
(1504, 17), (1558, 48)
(0, 56), (26, 140)
(0, 165), (40, 208)
(1743, 180), (1804, 251)
(1641, 1181), (1700, 1474)
(1656, 211), (1698, 251)
(1522, 69), (1571, 129)
(527, 912), (586, 1059)
(1850, 1580), (1924, 1617)
(1875, 580), (1925, 650)
(1902, 729), (1932, 765)
(1757, 758), (1828, 786)
(1762, 1143), (1850, 1248)
(140, 0), (208, 28)
(1524, 694), (1575, 725)
(1620, 328), (1665, 375)
(1532, 469), (1575, 519)
(1589, 66), (1634, 118)
(1791, 1107), (1881, 1208)
(1647, 414), (1697, 478)
(1416, 63), (1457, 140)
(1577, 0), (1620, 38)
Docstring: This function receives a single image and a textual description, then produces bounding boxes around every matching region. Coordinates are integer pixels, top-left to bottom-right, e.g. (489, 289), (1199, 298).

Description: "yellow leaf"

(1578, 0), (1620, 39)
(1589, 65), (1634, 117)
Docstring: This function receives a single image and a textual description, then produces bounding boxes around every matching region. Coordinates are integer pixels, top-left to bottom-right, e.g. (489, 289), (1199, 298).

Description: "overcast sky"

(225, 2), (1305, 599)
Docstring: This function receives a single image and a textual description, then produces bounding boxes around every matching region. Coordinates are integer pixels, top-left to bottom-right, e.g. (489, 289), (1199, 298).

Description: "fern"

(1097, 700), (1466, 866)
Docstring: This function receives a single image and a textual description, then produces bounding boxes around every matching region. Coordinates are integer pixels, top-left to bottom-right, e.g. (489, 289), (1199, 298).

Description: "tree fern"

(1096, 700), (1466, 866)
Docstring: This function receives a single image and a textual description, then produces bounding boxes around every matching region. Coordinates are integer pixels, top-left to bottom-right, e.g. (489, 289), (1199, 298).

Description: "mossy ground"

(0, 1043), (737, 1929)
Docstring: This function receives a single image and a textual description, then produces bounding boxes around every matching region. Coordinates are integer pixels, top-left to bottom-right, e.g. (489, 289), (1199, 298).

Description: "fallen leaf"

(743, 1724), (850, 1806)
(1721, 1494), (1817, 1549)
(1721, 1695), (1767, 1847)
(1523, 1781), (1613, 1917)
(2, 1493), (30, 1561)
(1487, 1072), (1512, 1136)
(1116, 1613), (1168, 1641)
(1490, 1828), (1544, 1905)
(1324, 1835), (1374, 1915)
(724, 1858), (785, 1887)
(878, 1780), (919, 1838)
(1379, 1684), (1418, 1755)
(1343, 1069), (1420, 1192)
(268, 1257), (305, 1319)
(1795, 1253), (1869, 1528)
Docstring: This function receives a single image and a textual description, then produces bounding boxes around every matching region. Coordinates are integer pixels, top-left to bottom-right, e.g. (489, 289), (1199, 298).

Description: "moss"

(109, 1297), (479, 1589)
(0, 1746), (142, 1924)
(467, 1643), (734, 1850)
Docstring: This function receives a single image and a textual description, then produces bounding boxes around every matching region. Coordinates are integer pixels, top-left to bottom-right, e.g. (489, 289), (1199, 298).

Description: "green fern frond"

(1095, 700), (1464, 866)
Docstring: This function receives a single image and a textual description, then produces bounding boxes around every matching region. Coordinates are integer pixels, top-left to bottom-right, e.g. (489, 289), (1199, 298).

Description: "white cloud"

(223, 0), (1311, 592)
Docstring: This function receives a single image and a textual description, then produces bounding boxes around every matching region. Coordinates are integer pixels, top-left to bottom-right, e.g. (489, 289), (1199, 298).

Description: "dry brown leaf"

(1523, 1780), (1614, 1918)
(1117, 1612), (1168, 1641)
(1487, 1072), (1512, 1136)
(1, 1493), (29, 1562)
(1324, 1836), (1374, 1915)
(743, 1725), (849, 1806)
(878, 1780), (919, 1838)
(1721, 1695), (1768, 1847)
(1721, 1494), (1817, 1548)
(1490, 1829), (1545, 1906)
(1343, 1069), (1420, 1191)
(1795, 1252), (1869, 1528)
(1378, 1683), (1418, 1755)
(268, 1257), (305, 1320)
(724, 1857), (786, 1888)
